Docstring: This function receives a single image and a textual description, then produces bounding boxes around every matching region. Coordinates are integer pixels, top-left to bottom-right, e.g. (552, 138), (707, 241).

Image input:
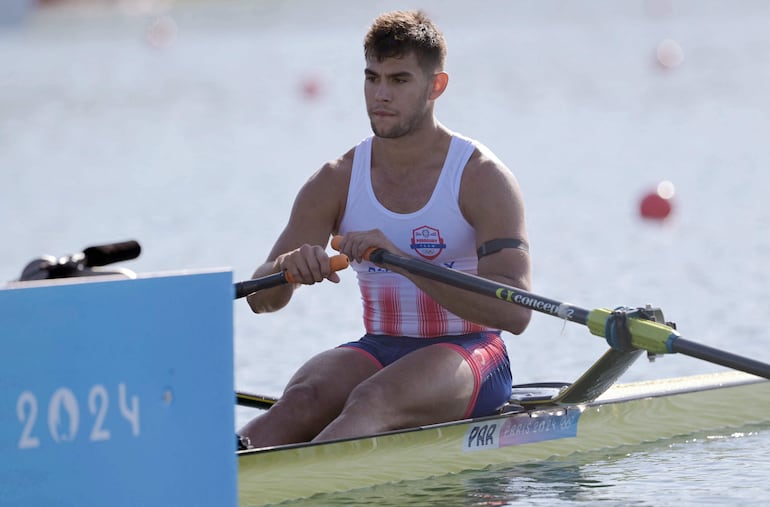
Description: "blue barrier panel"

(0, 270), (235, 507)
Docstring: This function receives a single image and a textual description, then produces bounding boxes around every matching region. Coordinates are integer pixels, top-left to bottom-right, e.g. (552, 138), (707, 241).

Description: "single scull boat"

(237, 358), (770, 506)
(235, 239), (770, 506)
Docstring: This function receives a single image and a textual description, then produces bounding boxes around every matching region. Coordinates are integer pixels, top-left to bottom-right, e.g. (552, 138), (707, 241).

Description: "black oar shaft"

(234, 272), (288, 299)
(671, 338), (770, 379)
(365, 247), (770, 381)
(370, 249), (591, 325)
(237, 391), (277, 410)
(233, 254), (350, 300)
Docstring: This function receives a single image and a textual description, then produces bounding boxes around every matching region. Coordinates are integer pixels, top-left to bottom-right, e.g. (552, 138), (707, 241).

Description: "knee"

(343, 381), (387, 415)
(266, 382), (331, 434)
(279, 382), (322, 411)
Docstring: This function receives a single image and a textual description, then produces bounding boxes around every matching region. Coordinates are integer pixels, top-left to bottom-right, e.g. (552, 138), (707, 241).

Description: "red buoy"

(300, 76), (323, 100)
(639, 181), (675, 220)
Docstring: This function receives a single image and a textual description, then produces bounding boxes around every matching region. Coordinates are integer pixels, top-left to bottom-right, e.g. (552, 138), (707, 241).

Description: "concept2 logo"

(495, 288), (572, 318)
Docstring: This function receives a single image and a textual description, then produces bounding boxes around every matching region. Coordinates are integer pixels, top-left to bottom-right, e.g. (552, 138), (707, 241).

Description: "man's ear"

(429, 71), (449, 99)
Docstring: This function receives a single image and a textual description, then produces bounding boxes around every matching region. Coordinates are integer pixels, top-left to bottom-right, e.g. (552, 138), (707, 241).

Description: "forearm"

(245, 258), (296, 314)
(403, 272), (532, 335)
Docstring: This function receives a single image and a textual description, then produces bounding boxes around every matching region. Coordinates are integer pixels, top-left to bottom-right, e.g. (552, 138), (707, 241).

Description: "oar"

(233, 254), (350, 299)
(236, 391), (278, 410)
(330, 236), (770, 380)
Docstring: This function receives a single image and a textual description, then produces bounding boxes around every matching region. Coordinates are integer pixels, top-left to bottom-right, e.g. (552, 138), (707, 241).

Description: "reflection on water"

(282, 423), (770, 506)
(282, 461), (610, 506)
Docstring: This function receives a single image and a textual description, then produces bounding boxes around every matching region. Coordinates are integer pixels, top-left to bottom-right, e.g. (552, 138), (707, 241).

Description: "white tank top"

(338, 134), (497, 338)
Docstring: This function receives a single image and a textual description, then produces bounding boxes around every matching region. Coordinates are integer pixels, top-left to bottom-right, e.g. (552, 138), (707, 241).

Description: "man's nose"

(374, 83), (391, 102)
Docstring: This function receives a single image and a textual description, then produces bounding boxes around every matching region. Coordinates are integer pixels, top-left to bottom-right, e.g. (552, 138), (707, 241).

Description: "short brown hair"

(363, 10), (446, 74)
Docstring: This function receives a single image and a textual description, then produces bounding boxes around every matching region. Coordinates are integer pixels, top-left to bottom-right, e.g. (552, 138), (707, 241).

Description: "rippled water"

(2, 0), (769, 505)
(284, 424), (770, 506)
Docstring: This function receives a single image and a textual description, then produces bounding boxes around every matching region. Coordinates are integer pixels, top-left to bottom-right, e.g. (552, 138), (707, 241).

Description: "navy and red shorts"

(338, 331), (512, 418)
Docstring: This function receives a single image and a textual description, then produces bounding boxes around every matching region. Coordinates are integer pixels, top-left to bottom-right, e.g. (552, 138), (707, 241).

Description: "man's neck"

(372, 119), (450, 176)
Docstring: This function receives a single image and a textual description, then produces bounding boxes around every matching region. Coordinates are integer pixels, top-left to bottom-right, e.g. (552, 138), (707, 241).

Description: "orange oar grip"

(330, 235), (377, 261)
(329, 254), (350, 271)
(284, 253), (350, 284)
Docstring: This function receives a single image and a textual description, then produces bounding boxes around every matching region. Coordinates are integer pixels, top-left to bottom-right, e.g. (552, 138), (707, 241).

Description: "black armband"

(476, 238), (529, 259)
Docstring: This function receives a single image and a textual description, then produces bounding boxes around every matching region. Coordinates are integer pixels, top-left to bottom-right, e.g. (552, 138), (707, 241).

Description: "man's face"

(364, 52), (434, 139)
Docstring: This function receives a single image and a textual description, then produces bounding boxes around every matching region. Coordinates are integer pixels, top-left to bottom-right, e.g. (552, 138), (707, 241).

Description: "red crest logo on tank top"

(410, 226), (446, 260)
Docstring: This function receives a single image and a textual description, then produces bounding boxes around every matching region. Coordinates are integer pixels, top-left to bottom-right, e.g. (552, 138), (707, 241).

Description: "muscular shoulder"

(459, 143), (524, 220)
(306, 147), (355, 190)
(291, 147), (355, 233)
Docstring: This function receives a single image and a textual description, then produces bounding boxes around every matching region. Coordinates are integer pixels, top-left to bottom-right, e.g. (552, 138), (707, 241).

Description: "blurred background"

(4, 4), (770, 503)
(2, 0), (769, 408)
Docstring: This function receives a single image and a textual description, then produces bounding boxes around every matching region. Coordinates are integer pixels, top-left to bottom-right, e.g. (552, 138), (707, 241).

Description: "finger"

(302, 248), (327, 283)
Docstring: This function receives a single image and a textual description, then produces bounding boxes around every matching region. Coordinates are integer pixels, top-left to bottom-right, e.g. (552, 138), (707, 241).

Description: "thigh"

(351, 343), (477, 428)
(450, 333), (512, 418)
(240, 347), (380, 446)
(283, 346), (382, 409)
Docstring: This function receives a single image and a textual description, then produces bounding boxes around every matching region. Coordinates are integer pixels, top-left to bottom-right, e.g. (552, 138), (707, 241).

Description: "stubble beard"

(370, 119), (408, 139)
(369, 89), (432, 139)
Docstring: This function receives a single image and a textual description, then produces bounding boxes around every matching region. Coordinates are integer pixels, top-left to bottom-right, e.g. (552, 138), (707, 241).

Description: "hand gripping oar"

(233, 254), (349, 299)
(330, 236), (770, 380)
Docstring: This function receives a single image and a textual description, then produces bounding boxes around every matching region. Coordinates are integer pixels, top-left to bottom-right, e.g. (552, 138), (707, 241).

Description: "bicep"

(461, 160), (531, 288)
